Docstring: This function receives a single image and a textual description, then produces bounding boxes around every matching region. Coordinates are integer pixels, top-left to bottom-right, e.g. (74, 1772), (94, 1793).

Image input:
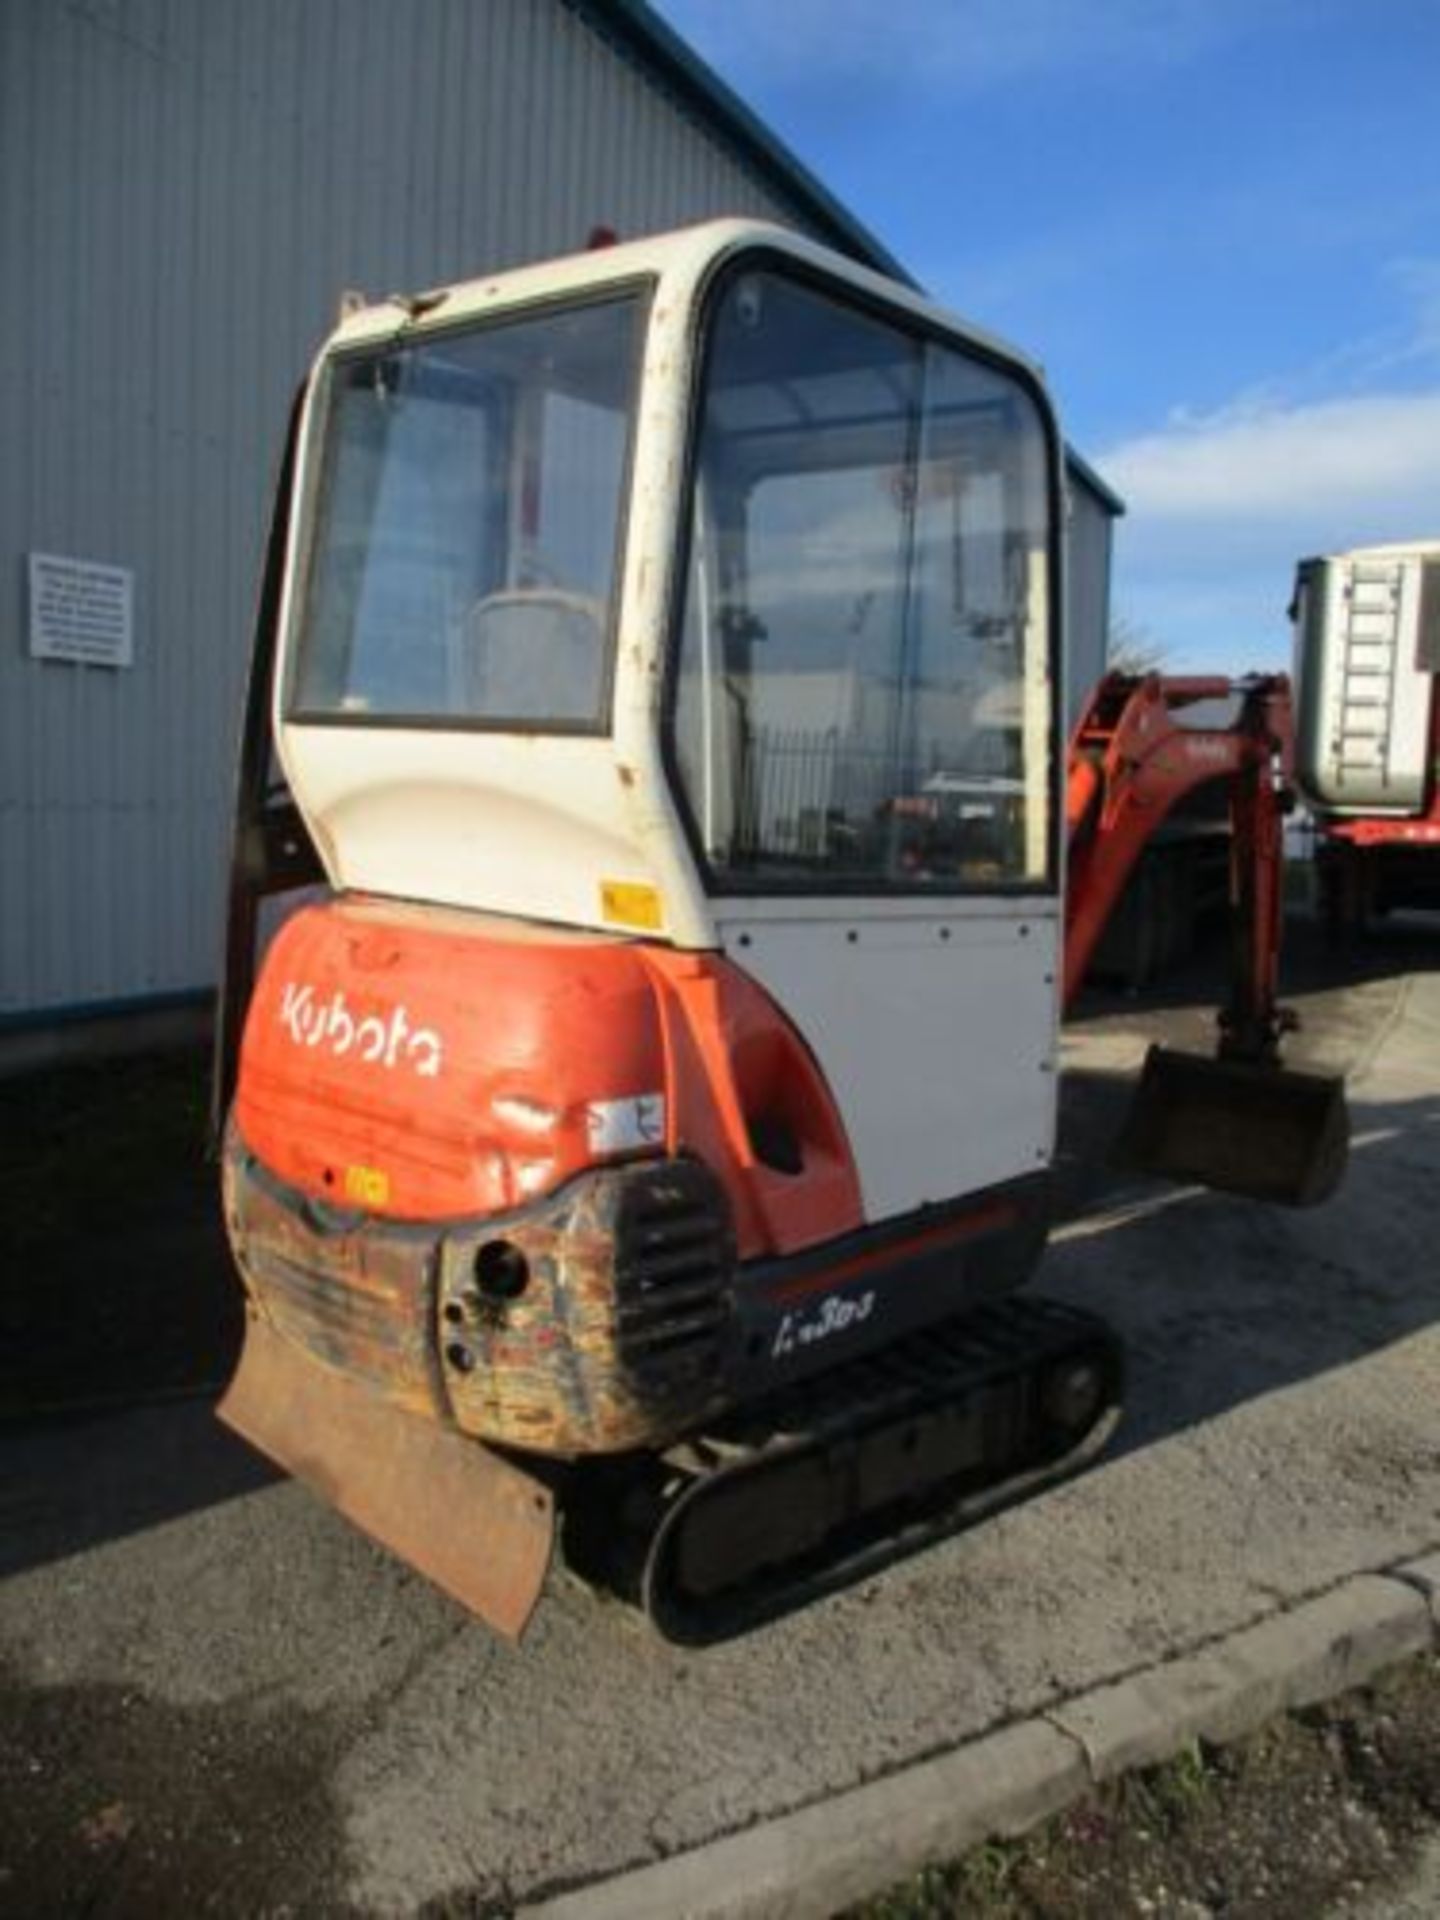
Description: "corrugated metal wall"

(0, 0), (809, 1019)
(1065, 482), (1115, 727)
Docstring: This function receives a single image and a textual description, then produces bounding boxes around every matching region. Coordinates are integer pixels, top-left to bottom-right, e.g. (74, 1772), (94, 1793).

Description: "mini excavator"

(213, 222), (1348, 1643)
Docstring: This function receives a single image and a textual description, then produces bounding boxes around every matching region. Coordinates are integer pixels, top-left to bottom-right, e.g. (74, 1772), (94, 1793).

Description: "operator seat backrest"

(460, 590), (606, 724)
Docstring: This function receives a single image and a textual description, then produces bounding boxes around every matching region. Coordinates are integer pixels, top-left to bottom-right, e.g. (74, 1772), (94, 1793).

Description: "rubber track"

(629, 1295), (1124, 1644)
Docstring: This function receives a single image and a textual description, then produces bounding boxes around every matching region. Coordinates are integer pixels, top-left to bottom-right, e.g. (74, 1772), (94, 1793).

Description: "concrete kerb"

(526, 1555), (1440, 1920)
(1051, 1573), (1432, 1783)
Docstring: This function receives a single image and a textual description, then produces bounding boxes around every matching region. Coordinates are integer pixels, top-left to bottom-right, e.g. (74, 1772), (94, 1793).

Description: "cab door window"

(672, 266), (1055, 890)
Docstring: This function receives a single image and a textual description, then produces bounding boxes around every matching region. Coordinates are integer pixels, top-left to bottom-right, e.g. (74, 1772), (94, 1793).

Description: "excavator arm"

(1064, 672), (1348, 1206)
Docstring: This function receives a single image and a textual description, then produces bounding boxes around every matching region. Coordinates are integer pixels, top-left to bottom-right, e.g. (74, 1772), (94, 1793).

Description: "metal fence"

(732, 724), (946, 861)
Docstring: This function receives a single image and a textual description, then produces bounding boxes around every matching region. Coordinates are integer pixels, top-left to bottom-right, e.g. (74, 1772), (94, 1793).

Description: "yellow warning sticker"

(344, 1163), (391, 1208)
(600, 879), (663, 931)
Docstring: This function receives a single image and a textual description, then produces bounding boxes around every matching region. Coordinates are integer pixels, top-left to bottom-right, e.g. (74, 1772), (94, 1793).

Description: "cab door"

(668, 259), (1062, 1223)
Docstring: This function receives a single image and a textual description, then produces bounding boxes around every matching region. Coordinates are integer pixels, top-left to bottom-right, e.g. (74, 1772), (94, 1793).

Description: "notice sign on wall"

(28, 552), (135, 668)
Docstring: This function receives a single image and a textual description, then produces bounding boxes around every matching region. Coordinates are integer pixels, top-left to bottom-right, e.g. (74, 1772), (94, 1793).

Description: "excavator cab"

(214, 222), (1341, 1641)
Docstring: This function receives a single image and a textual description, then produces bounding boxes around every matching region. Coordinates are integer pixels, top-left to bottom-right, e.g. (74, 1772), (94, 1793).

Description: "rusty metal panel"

(219, 1311), (555, 1641)
(439, 1158), (734, 1455)
(223, 1132), (443, 1419)
(224, 1126), (734, 1457)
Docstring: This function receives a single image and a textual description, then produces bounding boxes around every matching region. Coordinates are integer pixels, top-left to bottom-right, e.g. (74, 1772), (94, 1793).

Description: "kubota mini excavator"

(213, 221), (1347, 1643)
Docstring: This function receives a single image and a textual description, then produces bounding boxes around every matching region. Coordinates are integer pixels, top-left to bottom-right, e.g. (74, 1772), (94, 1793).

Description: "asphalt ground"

(1, 919), (1437, 1914)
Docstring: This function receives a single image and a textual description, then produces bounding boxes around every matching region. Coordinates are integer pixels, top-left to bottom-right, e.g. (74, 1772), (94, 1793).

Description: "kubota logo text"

(278, 983), (443, 1078)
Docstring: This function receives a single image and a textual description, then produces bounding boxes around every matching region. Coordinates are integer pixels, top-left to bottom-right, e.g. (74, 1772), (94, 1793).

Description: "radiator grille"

(613, 1164), (732, 1369)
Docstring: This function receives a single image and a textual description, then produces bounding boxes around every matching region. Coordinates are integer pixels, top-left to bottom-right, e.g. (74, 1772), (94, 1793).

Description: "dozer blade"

(219, 1314), (555, 1640)
(1113, 1044), (1349, 1208)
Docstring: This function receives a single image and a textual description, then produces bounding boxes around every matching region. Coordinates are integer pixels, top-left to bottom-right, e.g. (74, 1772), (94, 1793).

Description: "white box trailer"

(1291, 540), (1440, 817)
(1292, 539), (1440, 932)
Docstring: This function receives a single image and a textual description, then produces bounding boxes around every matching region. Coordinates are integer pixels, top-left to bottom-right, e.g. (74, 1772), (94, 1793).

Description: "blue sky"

(657, 0), (1440, 674)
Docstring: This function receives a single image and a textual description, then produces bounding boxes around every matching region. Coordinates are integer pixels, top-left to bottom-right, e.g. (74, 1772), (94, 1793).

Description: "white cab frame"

(272, 221), (1067, 1221)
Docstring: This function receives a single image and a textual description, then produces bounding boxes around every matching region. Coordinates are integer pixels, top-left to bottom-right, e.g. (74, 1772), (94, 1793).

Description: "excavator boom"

(1065, 672), (1347, 1205)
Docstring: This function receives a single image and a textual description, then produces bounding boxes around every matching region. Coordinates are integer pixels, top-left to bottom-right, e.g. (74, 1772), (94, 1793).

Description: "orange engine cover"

(234, 895), (863, 1260)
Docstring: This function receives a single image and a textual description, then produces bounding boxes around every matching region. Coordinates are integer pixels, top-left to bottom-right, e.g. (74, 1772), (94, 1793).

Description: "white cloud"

(1099, 330), (1440, 673)
(1100, 391), (1440, 674)
(1381, 257), (1440, 365)
(1102, 389), (1440, 523)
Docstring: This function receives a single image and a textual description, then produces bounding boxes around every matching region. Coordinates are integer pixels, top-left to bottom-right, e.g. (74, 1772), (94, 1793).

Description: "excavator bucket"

(219, 1315), (556, 1639)
(1112, 1045), (1349, 1208)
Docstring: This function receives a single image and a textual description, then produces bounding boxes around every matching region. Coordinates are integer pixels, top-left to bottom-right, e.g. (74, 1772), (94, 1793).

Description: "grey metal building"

(1, 0), (1118, 1034)
(1066, 448), (1124, 717)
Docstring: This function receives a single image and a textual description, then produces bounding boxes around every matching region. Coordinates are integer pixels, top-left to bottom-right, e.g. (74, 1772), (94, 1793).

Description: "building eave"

(1064, 444), (1127, 517)
(565, 0), (914, 284)
(567, 3), (1125, 521)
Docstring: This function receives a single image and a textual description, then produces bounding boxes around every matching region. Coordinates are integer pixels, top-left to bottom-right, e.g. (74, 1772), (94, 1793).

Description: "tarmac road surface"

(2, 927), (1437, 1914)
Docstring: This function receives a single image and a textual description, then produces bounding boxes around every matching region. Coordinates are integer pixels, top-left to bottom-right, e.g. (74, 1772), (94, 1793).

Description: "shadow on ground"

(0, 1398), (276, 1584)
(0, 1045), (240, 1421)
(1054, 1080), (1440, 1466)
(1068, 907), (1438, 1028)
(0, 1044), (267, 1585)
(0, 1655), (358, 1918)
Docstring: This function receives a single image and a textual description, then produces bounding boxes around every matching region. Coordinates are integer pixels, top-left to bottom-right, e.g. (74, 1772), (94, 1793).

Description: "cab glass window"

(290, 294), (642, 728)
(672, 267), (1055, 889)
